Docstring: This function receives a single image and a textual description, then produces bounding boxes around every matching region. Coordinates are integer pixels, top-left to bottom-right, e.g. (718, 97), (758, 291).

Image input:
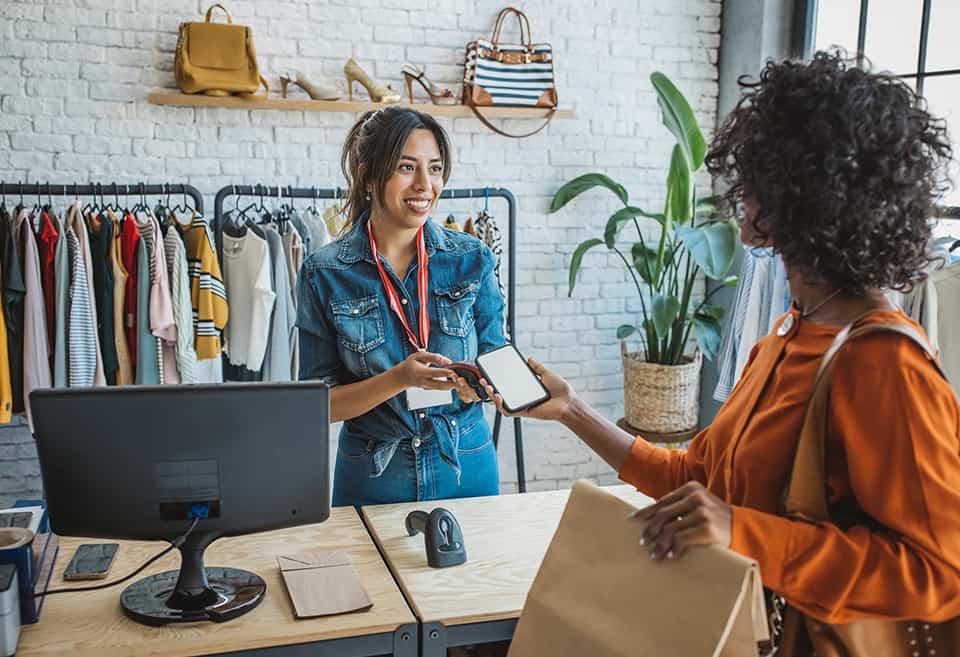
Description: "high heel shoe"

(344, 58), (401, 103)
(402, 64), (457, 105)
(279, 69), (342, 101)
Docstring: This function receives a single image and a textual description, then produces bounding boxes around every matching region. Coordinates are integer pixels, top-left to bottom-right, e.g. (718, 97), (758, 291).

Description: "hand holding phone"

(476, 344), (551, 413)
(478, 352), (574, 421)
(63, 543), (119, 581)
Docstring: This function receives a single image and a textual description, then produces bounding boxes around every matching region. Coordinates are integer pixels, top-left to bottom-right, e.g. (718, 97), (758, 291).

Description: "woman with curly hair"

(484, 51), (960, 650)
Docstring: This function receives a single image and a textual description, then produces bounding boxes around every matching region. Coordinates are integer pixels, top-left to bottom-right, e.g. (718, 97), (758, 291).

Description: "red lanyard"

(368, 220), (430, 351)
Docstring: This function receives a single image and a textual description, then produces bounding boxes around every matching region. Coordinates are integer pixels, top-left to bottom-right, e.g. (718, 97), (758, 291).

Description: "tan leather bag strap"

(491, 7), (532, 48)
(205, 3), (233, 23)
(469, 104), (555, 139)
(784, 316), (945, 522)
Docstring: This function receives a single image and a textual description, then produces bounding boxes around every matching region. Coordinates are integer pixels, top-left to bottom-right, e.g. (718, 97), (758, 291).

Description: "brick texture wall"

(0, 0), (721, 505)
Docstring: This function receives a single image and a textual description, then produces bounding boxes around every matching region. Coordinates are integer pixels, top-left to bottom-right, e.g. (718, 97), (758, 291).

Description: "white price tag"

(405, 387), (453, 410)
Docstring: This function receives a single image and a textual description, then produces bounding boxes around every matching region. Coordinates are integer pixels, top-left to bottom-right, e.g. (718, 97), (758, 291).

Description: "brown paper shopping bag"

(507, 480), (768, 657)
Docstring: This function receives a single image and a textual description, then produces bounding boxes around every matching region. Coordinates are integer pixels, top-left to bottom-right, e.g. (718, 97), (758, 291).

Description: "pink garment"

(68, 203), (105, 386)
(16, 209), (51, 432)
(147, 215), (178, 384)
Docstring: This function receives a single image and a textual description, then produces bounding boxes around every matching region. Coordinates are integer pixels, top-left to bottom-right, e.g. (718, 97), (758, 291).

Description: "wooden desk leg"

(421, 619), (517, 657)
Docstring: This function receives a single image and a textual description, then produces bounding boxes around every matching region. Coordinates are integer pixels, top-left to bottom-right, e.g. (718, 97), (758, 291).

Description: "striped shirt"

(180, 212), (228, 360)
(66, 228), (97, 386)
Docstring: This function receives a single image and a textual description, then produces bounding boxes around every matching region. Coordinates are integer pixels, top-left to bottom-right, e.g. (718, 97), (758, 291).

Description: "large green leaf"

(631, 242), (658, 284)
(665, 145), (693, 225)
(651, 72), (707, 171)
(693, 313), (723, 361)
(550, 173), (628, 212)
(651, 294), (680, 339)
(617, 324), (638, 339)
(698, 303), (725, 321)
(568, 238), (604, 296)
(604, 206), (664, 248)
(677, 219), (739, 279)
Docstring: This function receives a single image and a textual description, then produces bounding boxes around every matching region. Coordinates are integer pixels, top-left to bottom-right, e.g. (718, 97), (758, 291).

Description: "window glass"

(814, 0), (860, 56)
(926, 0), (960, 73)
(922, 76), (960, 207)
(863, 0), (922, 75)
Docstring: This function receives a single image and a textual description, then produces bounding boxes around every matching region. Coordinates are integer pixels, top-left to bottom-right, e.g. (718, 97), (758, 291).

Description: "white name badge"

(406, 387), (453, 410)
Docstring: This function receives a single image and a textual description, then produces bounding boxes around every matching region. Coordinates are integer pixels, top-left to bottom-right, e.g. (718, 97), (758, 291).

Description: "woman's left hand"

(630, 481), (733, 561)
(452, 375), (481, 404)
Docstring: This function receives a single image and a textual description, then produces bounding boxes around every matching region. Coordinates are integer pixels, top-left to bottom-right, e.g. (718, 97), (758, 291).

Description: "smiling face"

(370, 128), (444, 231)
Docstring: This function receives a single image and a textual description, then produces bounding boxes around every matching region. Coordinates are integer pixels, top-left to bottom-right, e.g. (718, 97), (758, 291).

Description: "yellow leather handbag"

(175, 3), (267, 97)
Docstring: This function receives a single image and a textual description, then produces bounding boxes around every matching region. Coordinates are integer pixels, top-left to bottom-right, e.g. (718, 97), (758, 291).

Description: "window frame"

(798, 0), (959, 216)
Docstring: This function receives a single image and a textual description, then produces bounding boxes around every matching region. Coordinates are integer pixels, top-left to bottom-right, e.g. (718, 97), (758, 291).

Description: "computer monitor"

(29, 382), (330, 626)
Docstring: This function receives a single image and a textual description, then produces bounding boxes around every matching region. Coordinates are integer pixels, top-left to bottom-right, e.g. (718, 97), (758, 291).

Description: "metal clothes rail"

(0, 182), (204, 215)
(213, 184), (527, 492)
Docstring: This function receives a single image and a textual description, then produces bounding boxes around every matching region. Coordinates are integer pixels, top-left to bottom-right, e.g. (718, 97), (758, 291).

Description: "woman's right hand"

(480, 357), (575, 422)
(394, 351), (457, 390)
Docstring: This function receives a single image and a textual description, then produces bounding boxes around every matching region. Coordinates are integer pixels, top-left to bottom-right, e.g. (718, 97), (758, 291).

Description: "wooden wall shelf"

(147, 92), (574, 120)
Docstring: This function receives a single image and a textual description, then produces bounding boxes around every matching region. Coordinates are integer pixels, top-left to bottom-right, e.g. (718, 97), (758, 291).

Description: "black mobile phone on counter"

(63, 542), (119, 580)
(476, 344), (551, 413)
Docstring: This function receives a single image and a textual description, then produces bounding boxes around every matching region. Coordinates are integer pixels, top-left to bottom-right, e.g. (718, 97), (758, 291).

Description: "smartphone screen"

(63, 543), (118, 580)
(476, 344), (550, 413)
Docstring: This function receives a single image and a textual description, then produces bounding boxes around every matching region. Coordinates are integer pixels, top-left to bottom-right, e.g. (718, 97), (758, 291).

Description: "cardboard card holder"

(277, 551), (373, 619)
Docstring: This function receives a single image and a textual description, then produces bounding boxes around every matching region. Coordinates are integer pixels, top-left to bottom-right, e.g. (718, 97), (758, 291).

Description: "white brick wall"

(0, 0), (721, 504)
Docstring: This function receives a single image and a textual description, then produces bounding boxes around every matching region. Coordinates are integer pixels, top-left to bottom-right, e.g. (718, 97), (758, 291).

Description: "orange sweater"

(619, 308), (960, 624)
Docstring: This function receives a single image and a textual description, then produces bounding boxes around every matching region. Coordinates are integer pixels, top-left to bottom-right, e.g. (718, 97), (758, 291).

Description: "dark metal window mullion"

(856, 0), (869, 68)
(916, 0), (933, 95)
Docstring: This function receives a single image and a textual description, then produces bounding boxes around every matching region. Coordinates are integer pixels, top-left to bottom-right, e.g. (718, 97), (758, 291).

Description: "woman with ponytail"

(296, 107), (506, 506)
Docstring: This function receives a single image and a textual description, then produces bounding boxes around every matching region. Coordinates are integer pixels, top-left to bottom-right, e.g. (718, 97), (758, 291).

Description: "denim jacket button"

(412, 437), (422, 448)
(451, 420), (457, 426)
(352, 308), (359, 315)
(401, 298), (408, 305)
(418, 412), (426, 419)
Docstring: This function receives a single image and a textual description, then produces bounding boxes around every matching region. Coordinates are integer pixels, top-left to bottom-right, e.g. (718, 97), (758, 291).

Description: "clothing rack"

(0, 182), (204, 215)
(213, 184), (527, 492)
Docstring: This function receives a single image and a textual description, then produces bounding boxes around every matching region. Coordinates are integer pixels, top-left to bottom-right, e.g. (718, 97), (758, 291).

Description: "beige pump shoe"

(344, 58), (401, 103)
(279, 70), (342, 101)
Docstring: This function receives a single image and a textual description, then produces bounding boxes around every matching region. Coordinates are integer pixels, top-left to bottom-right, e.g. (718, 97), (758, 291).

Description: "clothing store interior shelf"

(616, 418), (697, 445)
(146, 92), (574, 119)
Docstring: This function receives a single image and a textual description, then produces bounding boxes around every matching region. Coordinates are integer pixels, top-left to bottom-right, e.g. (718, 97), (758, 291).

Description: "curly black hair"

(705, 50), (953, 295)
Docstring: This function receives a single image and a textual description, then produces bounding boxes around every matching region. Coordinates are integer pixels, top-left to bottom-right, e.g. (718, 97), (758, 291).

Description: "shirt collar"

(337, 210), (452, 264)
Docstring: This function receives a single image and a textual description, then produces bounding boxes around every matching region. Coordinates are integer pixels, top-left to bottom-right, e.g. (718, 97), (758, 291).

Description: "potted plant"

(549, 72), (739, 438)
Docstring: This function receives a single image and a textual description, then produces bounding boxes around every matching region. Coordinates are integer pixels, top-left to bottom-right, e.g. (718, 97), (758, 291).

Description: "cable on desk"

(35, 516), (201, 598)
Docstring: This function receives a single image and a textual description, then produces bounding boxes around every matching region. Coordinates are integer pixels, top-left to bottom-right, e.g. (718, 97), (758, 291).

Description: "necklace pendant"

(777, 313), (795, 336)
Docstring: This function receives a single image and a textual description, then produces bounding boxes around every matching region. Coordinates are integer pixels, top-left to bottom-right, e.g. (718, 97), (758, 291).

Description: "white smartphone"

(475, 344), (550, 413)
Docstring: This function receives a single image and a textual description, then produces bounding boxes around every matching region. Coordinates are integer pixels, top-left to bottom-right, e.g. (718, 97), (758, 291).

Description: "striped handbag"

(463, 7), (557, 138)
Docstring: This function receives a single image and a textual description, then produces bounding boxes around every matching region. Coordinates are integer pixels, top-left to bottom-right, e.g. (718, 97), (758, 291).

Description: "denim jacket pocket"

(332, 294), (385, 353)
(434, 281), (479, 338)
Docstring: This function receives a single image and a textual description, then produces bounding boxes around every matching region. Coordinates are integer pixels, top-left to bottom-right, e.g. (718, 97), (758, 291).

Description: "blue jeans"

(332, 420), (500, 507)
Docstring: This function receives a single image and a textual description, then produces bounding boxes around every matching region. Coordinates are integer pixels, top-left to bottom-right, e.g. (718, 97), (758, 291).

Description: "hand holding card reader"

(405, 508), (466, 568)
(475, 344), (551, 413)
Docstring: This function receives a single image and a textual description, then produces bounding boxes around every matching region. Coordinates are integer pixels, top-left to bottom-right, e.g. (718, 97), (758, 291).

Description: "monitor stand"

(119, 531), (265, 626)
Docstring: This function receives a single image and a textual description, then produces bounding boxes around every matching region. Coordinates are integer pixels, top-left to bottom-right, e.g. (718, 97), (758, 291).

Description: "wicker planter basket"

(621, 342), (701, 434)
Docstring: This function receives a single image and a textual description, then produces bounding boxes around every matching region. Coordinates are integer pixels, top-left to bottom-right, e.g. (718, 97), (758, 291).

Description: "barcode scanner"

(404, 508), (467, 568)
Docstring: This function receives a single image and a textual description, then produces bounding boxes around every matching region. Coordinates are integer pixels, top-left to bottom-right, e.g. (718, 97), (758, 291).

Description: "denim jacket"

(296, 212), (507, 477)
